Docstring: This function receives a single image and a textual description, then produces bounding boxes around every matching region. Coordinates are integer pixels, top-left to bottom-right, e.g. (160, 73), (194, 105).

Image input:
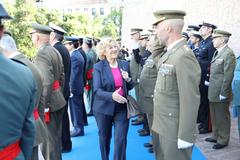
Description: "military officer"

(49, 23), (72, 152)
(129, 28), (146, 126)
(189, 31), (202, 56)
(139, 34), (165, 153)
(0, 33), (48, 160)
(83, 37), (96, 117)
(65, 36), (86, 137)
(31, 23), (66, 160)
(0, 48), (36, 160)
(151, 10), (201, 160)
(205, 30), (236, 149)
(0, 4), (36, 159)
(197, 22), (217, 134)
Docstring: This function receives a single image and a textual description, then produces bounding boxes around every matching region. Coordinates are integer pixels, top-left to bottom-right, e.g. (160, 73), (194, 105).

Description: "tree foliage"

(2, 0), (122, 58)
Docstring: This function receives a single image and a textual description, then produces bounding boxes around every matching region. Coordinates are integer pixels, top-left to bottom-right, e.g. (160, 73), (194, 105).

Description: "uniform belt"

(33, 108), (39, 120)
(52, 80), (60, 90)
(0, 140), (21, 160)
(86, 68), (94, 80)
(44, 108), (50, 124)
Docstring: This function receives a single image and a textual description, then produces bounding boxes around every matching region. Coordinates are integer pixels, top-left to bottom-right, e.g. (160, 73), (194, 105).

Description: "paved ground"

(196, 117), (240, 160)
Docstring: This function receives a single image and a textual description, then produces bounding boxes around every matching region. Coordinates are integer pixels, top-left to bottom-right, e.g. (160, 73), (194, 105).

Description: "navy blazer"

(92, 59), (135, 116)
(78, 47), (87, 85)
(54, 42), (71, 99)
(70, 49), (85, 95)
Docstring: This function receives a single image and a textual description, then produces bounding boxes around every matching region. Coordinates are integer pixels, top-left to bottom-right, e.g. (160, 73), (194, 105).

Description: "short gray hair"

(0, 34), (17, 52)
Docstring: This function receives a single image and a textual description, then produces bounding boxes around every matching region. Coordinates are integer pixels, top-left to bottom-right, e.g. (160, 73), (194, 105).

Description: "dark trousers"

(197, 84), (210, 130)
(94, 104), (129, 160)
(42, 108), (65, 160)
(70, 94), (85, 129)
(31, 146), (38, 160)
(143, 113), (149, 132)
(61, 101), (72, 150)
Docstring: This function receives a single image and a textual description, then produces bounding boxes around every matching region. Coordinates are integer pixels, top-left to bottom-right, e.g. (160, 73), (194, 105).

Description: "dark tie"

(213, 51), (218, 58)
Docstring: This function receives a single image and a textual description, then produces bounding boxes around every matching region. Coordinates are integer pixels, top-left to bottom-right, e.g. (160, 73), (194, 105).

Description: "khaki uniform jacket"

(130, 46), (145, 83)
(208, 45), (236, 102)
(152, 39), (201, 143)
(12, 53), (48, 146)
(139, 49), (164, 113)
(34, 43), (66, 112)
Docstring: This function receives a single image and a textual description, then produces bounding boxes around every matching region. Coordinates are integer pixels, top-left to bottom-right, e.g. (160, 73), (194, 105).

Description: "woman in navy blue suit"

(93, 38), (135, 160)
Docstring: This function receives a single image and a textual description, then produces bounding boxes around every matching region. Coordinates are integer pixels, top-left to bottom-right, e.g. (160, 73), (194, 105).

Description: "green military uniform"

(139, 39), (165, 127)
(31, 23), (66, 160)
(0, 53), (36, 160)
(12, 53), (48, 160)
(139, 38), (165, 151)
(208, 30), (236, 146)
(129, 28), (143, 101)
(151, 10), (201, 160)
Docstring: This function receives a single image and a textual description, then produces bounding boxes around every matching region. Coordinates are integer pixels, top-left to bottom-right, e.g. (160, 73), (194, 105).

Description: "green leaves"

(2, 0), (122, 58)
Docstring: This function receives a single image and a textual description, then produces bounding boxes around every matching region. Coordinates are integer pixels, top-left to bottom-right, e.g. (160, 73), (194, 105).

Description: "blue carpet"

(62, 117), (206, 160)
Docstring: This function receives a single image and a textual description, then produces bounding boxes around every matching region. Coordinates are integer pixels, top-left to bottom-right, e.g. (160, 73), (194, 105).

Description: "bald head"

(164, 19), (184, 34)
(155, 19), (184, 46)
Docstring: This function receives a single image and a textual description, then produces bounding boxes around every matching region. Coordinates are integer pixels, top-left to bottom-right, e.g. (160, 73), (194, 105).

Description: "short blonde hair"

(96, 37), (118, 60)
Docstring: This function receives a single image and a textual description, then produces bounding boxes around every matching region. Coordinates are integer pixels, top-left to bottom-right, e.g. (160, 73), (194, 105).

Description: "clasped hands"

(112, 87), (127, 104)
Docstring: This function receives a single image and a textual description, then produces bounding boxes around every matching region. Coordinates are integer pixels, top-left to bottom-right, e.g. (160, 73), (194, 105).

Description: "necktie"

(213, 51), (218, 58)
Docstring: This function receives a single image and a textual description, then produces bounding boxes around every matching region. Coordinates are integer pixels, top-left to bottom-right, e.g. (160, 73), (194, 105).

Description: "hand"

(121, 69), (131, 82)
(204, 80), (209, 86)
(177, 139), (193, 149)
(112, 87), (127, 104)
(219, 95), (227, 101)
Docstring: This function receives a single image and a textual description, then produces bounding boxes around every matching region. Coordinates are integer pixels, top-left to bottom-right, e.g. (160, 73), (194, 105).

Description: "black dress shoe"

(199, 128), (210, 134)
(137, 128), (145, 133)
(148, 147), (154, 153)
(70, 128), (84, 137)
(144, 142), (153, 148)
(198, 124), (203, 130)
(139, 130), (150, 136)
(131, 118), (138, 123)
(62, 148), (71, 153)
(87, 112), (93, 116)
(131, 119), (144, 125)
(205, 137), (217, 143)
(212, 143), (227, 149)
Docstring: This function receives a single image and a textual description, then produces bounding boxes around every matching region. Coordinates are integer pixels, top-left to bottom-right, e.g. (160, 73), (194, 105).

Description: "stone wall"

(122, 0), (240, 56)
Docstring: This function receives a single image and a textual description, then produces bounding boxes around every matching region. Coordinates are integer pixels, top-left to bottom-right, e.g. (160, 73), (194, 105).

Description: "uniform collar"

(167, 38), (184, 51)
(216, 44), (227, 53)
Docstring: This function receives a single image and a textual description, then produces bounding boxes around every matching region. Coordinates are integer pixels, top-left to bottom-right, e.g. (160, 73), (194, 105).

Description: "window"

(68, 8), (72, 13)
(76, 8), (80, 12)
(100, 7), (104, 15)
(84, 8), (88, 12)
(92, 8), (96, 15)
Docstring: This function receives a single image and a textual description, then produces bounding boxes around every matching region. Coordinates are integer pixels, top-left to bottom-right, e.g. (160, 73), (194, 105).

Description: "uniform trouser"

(197, 84), (210, 129)
(147, 113), (153, 135)
(42, 108), (65, 160)
(61, 100), (72, 150)
(94, 106), (129, 160)
(31, 146), (38, 160)
(237, 106), (240, 137)
(69, 94), (85, 129)
(143, 113), (149, 132)
(209, 102), (230, 145)
(155, 134), (193, 160)
(147, 113), (158, 153)
(85, 87), (93, 115)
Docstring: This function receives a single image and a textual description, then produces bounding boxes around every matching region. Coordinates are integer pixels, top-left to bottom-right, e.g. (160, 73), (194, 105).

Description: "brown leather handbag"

(126, 95), (140, 119)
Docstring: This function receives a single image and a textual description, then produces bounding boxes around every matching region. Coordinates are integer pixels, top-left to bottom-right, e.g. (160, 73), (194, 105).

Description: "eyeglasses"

(29, 31), (37, 35)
